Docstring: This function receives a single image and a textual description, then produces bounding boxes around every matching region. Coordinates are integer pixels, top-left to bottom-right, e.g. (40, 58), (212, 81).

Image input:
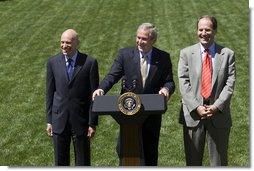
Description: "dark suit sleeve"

(89, 58), (99, 126)
(46, 59), (55, 124)
(98, 50), (124, 93)
(162, 52), (175, 95)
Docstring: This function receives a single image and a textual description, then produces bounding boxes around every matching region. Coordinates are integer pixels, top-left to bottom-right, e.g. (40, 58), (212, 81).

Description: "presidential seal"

(118, 92), (141, 115)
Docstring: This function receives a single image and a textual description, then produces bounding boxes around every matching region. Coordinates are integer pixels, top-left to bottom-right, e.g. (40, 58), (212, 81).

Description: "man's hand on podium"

(159, 87), (170, 101)
(92, 89), (104, 101)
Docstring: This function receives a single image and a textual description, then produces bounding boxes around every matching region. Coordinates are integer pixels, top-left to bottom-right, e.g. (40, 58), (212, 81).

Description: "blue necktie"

(67, 58), (73, 80)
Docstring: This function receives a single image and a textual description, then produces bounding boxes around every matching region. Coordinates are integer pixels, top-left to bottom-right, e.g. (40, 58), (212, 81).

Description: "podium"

(92, 93), (166, 166)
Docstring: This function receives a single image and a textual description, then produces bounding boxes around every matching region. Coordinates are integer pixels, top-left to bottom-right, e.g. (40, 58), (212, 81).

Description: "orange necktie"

(201, 49), (212, 99)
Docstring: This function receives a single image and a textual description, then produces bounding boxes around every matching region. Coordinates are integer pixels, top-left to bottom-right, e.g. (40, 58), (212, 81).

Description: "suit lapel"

(145, 48), (158, 87)
(133, 48), (143, 87)
(59, 54), (69, 83)
(134, 47), (158, 89)
(212, 44), (223, 87)
(69, 52), (86, 84)
(192, 44), (202, 82)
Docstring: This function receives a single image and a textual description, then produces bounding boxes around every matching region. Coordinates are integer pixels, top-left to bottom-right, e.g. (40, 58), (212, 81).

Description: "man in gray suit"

(178, 15), (236, 166)
(46, 29), (99, 166)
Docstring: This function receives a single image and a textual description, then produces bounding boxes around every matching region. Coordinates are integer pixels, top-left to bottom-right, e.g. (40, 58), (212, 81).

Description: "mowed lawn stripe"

(0, 0), (249, 166)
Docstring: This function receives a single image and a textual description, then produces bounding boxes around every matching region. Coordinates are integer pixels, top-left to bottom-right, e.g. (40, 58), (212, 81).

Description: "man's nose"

(62, 43), (67, 48)
(138, 39), (143, 44)
(202, 30), (207, 35)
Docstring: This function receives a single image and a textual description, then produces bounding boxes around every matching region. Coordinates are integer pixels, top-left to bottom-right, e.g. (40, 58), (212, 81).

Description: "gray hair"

(137, 23), (158, 41)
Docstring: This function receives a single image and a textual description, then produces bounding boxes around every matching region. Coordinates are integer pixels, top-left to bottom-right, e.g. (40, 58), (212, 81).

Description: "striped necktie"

(201, 49), (212, 99)
(67, 58), (73, 80)
(140, 55), (147, 87)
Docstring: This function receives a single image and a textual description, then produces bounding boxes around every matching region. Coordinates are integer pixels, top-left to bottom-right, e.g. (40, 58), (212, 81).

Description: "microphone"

(121, 76), (127, 91)
(132, 76), (137, 91)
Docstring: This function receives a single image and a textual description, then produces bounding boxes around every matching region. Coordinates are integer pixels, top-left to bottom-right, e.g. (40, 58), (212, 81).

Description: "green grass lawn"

(0, 0), (249, 166)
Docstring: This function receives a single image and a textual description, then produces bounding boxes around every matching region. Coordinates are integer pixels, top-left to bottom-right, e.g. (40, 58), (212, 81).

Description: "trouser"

(53, 122), (90, 166)
(183, 119), (230, 166)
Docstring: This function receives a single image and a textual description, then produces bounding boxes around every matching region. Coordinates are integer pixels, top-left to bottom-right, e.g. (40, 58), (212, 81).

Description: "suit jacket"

(99, 46), (175, 95)
(178, 43), (236, 128)
(46, 51), (99, 135)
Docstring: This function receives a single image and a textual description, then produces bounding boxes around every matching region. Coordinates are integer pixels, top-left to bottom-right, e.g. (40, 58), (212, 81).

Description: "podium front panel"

(92, 96), (120, 115)
(91, 93), (167, 166)
(92, 94), (167, 115)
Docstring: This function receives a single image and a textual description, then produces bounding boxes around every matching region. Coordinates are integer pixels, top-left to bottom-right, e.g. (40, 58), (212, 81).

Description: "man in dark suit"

(92, 23), (175, 166)
(178, 15), (236, 166)
(46, 29), (99, 166)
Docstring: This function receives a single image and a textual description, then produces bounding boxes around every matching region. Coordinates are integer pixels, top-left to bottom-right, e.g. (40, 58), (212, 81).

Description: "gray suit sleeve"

(178, 49), (200, 112)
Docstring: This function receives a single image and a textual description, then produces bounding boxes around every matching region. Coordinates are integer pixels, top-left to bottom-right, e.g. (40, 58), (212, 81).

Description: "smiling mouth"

(201, 37), (209, 41)
(138, 44), (145, 48)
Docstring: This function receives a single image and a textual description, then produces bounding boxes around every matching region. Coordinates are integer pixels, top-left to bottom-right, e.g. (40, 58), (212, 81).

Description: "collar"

(65, 50), (78, 64)
(139, 49), (152, 61)
(200, 43), (215, 57)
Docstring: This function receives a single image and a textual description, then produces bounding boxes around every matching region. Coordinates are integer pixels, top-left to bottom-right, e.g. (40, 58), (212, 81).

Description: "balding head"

(61, 29), (79, 41)
(60, 29), (80, 57)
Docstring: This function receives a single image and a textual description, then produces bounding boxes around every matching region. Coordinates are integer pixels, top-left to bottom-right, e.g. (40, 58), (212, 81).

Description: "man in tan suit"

(178, 15), (236, 166)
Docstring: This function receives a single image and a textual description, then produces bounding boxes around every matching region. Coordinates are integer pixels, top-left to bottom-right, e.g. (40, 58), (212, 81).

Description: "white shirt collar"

(65, 50), (78, 63)
(139, 49), (152, 60)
